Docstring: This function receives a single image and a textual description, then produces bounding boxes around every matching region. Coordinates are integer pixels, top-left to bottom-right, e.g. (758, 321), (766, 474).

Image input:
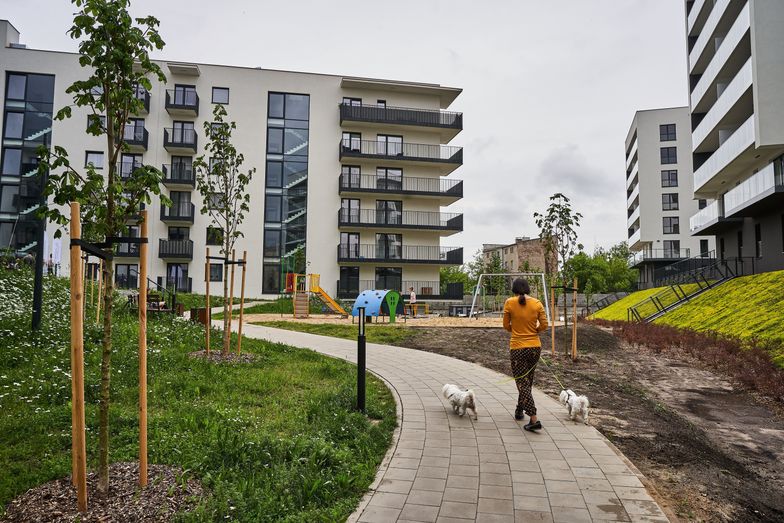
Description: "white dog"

(559, 389), (590, 424)
(442, 383), (478, 420)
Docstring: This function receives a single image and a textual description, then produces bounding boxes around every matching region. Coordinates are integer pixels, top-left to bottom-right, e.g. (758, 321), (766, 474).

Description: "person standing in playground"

(408, 286), (417, 317)
(503, 277), (548, 430)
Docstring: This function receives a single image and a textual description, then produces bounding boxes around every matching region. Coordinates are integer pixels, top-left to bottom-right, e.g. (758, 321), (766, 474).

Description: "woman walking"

(503, 278), (548, 431)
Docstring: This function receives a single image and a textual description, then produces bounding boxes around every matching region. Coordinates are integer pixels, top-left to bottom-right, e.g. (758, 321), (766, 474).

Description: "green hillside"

(590, 286), (668, 321)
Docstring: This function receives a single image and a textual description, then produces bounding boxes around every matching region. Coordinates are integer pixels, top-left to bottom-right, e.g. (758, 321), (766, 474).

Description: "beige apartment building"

(482, 237), (555, 274)
(0, 19), (465, 299)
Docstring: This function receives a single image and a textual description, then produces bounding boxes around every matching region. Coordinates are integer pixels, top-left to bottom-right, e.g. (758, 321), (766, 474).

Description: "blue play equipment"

(351, 290), (404, 322)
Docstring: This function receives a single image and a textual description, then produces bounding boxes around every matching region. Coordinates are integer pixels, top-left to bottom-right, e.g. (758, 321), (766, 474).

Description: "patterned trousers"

(510, 347), (541, 416)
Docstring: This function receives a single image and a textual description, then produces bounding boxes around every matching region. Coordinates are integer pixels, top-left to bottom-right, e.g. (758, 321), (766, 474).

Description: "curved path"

(232, 323), (670, 523)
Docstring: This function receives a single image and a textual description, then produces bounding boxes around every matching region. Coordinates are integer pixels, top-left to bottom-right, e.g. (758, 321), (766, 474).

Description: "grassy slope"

(590, 286), (668, 321)
(0, 269), (395, 522)
(655, 270), (784, 366)
(254, 321), (415, 346)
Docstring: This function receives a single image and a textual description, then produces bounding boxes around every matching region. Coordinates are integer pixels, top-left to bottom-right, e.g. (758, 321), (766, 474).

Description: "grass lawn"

(590, 286), (668, 321)
(0, 268), (395, 521)
(254, 320), (415, 346)
(174, 292), (241, 311)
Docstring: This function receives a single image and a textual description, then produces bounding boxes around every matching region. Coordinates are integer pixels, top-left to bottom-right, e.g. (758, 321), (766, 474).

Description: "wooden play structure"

(285, 273), (347, 319)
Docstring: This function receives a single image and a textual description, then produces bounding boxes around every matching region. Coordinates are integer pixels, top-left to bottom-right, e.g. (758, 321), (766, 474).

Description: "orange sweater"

(503, 296), (548, 349)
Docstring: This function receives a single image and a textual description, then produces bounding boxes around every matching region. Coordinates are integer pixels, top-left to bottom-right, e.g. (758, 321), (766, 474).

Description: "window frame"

(662, 216), (680, 234)
(661, 169), (678, 187)
(659, 123), (676, 141)
(85, 151), (105, 169)
(660, 147), (678, 165)
(661, 193), (679, 211)
(211, 86), (230, 105)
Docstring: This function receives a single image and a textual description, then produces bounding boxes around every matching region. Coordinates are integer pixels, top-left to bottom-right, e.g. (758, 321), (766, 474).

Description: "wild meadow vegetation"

(0, 268), (395, 521)
(254, 320), (415, 346)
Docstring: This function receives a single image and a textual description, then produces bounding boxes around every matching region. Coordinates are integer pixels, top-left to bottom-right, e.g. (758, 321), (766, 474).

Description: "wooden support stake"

(572, 277), (578, 360)
(237, 251), (247, 355)
(228, 249), (236, 351)
(205, 248), (210, 354)
(69, 202), (87, 512)
(82, 256), (87, 319)
(138, 210), (148, 487)
(89, 258), (94, 307)
(95, 259), (103, 323)
(550, 285), (556, 355)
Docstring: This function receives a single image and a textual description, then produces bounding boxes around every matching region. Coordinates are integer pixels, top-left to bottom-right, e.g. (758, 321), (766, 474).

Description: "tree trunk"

(97, 259), (114, 495)
(222, 257), (230, 356)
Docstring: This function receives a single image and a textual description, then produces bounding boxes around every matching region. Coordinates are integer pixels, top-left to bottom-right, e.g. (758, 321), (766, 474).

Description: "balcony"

(164, 128), (198, 154)
(693, 115), (755, 193)
(165, 89), (199, 116)
(336, 279), (463, 300)
(162, 163), (195, 189)
(339, 103), (462, 139)
(626, 183), (640, 210)
(689, 198), (742, 235)
(625, 139), (638, 172)
(339, 139), (462, 174)
(626, 206), (640, 228)
(123, 126), (148, 152)
(158, 239), (193, 260)
(689, 0), (732, 73)
(133, 86), (150, 115)
(338, 209), (463, 234)
(339, 173), (463, 202)
(724, 162), (784, 217)
(160, 202), (195, 224)
(629, 248), (691, 268)
(688, 0), (710, 34)
(115, 240), (140, 258)
(628, 228), (641, 249)
(625, 163), (638, 190)
(338, 244), (463, 264)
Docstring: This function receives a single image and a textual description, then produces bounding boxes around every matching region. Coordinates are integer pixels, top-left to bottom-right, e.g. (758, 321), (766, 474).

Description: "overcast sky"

(2, 0), (690, 258)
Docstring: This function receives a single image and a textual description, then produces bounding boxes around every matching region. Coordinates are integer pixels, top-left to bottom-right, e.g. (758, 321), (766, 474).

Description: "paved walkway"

(231, 323), (670, 523)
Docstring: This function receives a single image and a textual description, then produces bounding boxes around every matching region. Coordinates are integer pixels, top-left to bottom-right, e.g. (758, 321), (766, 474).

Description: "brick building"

(482, 237), (556, 275)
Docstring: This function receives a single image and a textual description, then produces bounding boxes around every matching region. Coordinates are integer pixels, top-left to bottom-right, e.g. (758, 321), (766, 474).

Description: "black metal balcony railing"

(339, 103), (462, 130)
(164, 128), (198, 151)
(339, 173), (463, 198)
(339, 139), (463, 165)
(162, 164), (195, 187)
(629, 248), (692, 267)
(338, 244), (463, 264)
(133, 86), (150, 113)
(336, 279), (463, 300)
(160, 202), (195, 223)
(123, 127), (148, 149)
(158, 238), (194, 259)
(115, 241), (140, 257)
(165, 89), (199, 115)
(338, 209), (463, 231)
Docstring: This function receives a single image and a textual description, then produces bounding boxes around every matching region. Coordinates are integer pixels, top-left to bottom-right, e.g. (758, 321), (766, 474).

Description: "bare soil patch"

(401, 324), (784, 522)
(1, 462), (202, 522)
(188, 349), (257, 364)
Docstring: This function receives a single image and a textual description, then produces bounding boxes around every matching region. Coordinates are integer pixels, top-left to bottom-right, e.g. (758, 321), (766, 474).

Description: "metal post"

(32, 172), (47, 331)
(357, 306), (366, 413)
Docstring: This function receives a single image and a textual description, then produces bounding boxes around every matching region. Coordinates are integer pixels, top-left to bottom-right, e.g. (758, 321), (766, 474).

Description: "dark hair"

(512, 278), (531, 305)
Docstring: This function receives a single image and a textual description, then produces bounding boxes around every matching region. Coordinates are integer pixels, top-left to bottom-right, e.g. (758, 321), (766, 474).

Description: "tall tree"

(193, 104), (254, 355)
(534, 193), (583, 285)
(37, 0), (166, 495)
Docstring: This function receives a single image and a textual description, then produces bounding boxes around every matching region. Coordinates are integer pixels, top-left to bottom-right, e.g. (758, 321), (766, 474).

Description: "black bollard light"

(357, 306), (366, 413)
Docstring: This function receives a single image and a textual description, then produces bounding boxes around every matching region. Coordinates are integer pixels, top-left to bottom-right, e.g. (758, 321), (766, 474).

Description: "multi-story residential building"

(625, 107), (715, 288)
(684, 0), (784, 273)
(0, 20), (464, 299)
(481, 237), (556, 274)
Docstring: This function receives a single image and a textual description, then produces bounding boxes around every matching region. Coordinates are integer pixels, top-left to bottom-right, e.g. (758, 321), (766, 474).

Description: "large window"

(376, 167), (402, 191)
(172, 121), (195, 143)
(85, 151), (104, 169)
(376, 200), (402, 225)
(342, 132), (361, 152)
(115, 264), (138, 289)
(339, 266), (360, 295)
(119, 153), (142, 178)
(340, 232), (360, 258)
(659, 124), (676, 141)
(212, 87), (229, 104)
(123, 118), (145, 141)
(206, 227), (223, 246)
(209, 263), (223, 282)
(172, 85), (197, 106)
(663, 240), (680, 258)
(660, 147), (677, 164)
(376, 233), (402, 259)
(264, 230), (281, 257)
(661, 170), (678, 187)
(662, 193), (679, 211)
(3, 112), (24, 139)
(0, 185), (20, 213)
(342, 97), (361, 106)
(6, 74), (26, 100)
(170, 191), (191, 216)
(340, 198), (360, 223)
(166, 263), (189, 292)
(262, 263), (281, 294)
(700, 239), (709, 256)
(377, 135), (403, 156)
(265, 195), (282, 222)
(1, 148), (21, 175)
(168, 226), (189, 241)
(375, 267), (402, 291)
(663, 217), (680, 234)
(341, 165), (361, 189)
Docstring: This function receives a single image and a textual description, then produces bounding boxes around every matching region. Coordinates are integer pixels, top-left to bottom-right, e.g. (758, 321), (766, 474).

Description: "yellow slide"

(313, 285), (348, 317)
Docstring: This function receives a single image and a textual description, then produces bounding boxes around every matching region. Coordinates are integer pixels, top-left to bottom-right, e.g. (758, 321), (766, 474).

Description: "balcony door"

(376, 233), (402, 260)
(377, 167), (402, 191)
(341, 165), (361, 189)
(340, 232), (360, 258)
(171, 156), (192, 180)
(123, 118), (144, 141)
(377, 134), (402, 156)
(375, 267), (402, 291)
(119, 153), (142, 178)
(340, 266), (359, 295)
(173, 121), (195, 143)
(173, 85), (197, 106)
(342, 132), (361, 152)
(342, 97), (361, 107)
(166, 263), (189, 292)
(341, 198), (360, 223)
(170, 191), (191, 217)
(376, 200), (402, 225)
(168, 226), (189, 241)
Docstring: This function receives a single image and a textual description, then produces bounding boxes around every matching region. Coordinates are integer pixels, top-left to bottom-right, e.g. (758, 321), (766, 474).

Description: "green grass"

(655, 270), (784, 367)
(0, 268), (395, 521)
(254, 321), (415, 346)
(590, 286), (669, 321)
(174, 292), (241, 311)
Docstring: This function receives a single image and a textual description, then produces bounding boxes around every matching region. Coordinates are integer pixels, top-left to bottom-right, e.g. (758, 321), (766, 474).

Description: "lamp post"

(357, 306), (366, 413)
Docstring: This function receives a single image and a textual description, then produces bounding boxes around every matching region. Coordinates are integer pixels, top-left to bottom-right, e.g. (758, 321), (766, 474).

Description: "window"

(268, 93), (285, 118)
(267, 128), (283, 154)
(661, 170), (678, 187)
(663, 217), (679, 234)
(170, 191), (191, 216)
(263, 230), (281, 257)
(4, 112), (24, 139)
(212, 87), (229, 104)
(86, 114), (106, 132)
(662, 193), (679, 211)
(376, 200), (402, 225)
(168, 227), (189, 241)
(6, 74), (26, 100)
(340, 198), (360, 223)
(85, 151), (104, 169)
(119, 153), (143, 178)
(166, 263), (189, 292)
(377, 100), (386, 108)
(755, 223), (762, 258)
(376, 167), (402, 191)
(341, 165), (361, 188)
(123, 118), (145, 142)
(262, 263), (281, 294)
(206, 227), (223, 246)
(340, 232), (360, 258)
(284, 94), (309, 120)
(265, 195), (282, 222)
(0, 184), (20, 213)
(660, 123), (676, 141)
(663, 240), (680, 258)
(660, 147), (677, 164)
(698, 199), (707, 209)
(172, 121), (195, 144)
(700, 239), (709, 256)
(377, 134), (403, 156)
(1, 148), (21, 175)
(376, 233), (402, 259)
(209, 263), (223, 282)
(339, 266), (359, 295)
(342, 132), (361, 152)
(115, 264), (138, 289)
(342, 97), (361, 106)
(375, 267), (402, 291)
(266, 161), (283, 188)
(210, 122), (227, 138)
(172, 85), (197, 106)
(170, 156), (192, 180)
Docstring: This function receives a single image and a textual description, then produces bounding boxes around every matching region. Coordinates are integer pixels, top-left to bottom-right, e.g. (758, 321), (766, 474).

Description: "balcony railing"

(629, 248), (691, 267)
(339, 173), (463, 198)
(158, 239), (194, 259)
(689, 0), (731, 72)
(160, 202), (195, 223)
(133, 86), (150, 114)
(339, 139), (462, 165)
(164, 128), (198, 152)
(724, 161), (784, 216)
(690, 199), (721, 232)
(162, 164), (195, 187)
(628, 228), (641, 246)
(338, 244), (462, 264)
(339, 103), (462, 130)
(115, 240), (140, 257)
(627, 206), (640, 228)
(165, 89), (199, 115)
(338, 209), (463, 231)
(694, 115), (755, 192)
(123, 126), (148, 150)
(336, 279), (463, 300)
(692, 57), (752, 151)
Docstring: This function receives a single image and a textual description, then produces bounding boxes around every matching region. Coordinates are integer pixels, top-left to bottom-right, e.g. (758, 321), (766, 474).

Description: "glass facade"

(262, 92), (310, 294)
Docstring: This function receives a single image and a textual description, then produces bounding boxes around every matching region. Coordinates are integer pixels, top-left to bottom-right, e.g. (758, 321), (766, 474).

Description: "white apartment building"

(625, 107), (714, 288)
(0, 20), (465, 300)
(685, 0), (784, 274)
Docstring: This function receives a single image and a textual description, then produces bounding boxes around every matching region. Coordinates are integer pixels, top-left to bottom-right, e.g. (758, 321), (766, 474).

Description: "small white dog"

(559, 389), (590, 424)
(442, 383), (478, 420)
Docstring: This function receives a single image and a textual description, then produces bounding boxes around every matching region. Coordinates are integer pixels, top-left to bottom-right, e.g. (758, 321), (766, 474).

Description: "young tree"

(37, 0), (166, 495)
(193, 105), (255, 355)
(534, 193), (583, 285)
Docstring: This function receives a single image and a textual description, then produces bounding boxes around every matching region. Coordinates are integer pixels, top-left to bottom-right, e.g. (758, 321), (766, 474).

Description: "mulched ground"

(402, 324), (784, 523)
(188, 349), (257, 364)
(1, 462), (202, 522)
